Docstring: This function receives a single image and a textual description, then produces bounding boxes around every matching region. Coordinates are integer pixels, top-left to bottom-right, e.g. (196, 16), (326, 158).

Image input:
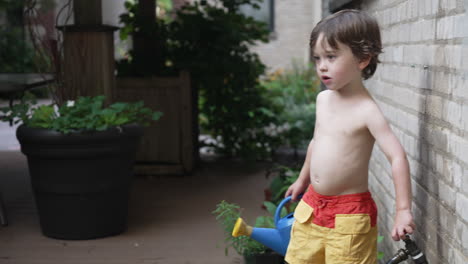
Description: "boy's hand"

(392, 209), (415, 241)
(285, 179), (308, 201)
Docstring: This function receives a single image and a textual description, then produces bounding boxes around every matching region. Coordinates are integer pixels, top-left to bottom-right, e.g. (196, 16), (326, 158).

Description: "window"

(329, 0), (362, 13)
(239, 0), (274, 31)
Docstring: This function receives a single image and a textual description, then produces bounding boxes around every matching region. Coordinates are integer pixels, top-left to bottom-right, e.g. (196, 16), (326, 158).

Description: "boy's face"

(312, 33), (368, 91)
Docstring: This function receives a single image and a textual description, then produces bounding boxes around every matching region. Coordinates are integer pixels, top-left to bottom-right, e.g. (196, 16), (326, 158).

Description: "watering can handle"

(274, 194), (303, 227)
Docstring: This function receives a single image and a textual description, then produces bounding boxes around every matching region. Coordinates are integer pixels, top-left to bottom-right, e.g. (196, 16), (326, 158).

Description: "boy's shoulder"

(316, 89), (332, 102)
(316, 89), (376, 105)
(317, 89), (332, 97)
(358, 93), (381, 112)
(316, 89), (382, 117)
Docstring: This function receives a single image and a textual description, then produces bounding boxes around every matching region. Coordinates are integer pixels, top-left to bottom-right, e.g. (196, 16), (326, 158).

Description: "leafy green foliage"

(254, 215), (274, 230)
(253, 201), (288, 231)
(263, 201), (287, 219)
(261, 63), (320, 150)
(200, 63), (319, 159)
(0, 94), (163, 134)
(266, 164), (301, 205)
(213, 200), (268, 257)
(170, 1), (270, 159)
(0, 26), (36, 73)
(0, 0), (53, 74)
(377, 235), (385, 260)
(117, 0), (277, 160)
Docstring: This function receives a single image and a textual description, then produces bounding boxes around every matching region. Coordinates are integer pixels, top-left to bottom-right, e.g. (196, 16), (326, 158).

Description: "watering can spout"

(230, 195), (301, 256)
(232, 218), (253, 237)
(233, 217), (286, 255)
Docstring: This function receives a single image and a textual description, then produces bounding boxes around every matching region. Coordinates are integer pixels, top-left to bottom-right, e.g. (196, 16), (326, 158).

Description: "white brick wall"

(251, 1), (322, 72)
(359, 0), (468, 263)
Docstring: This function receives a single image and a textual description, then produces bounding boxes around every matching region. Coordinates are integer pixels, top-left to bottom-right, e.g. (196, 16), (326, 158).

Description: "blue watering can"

(232, 195), (301, 256)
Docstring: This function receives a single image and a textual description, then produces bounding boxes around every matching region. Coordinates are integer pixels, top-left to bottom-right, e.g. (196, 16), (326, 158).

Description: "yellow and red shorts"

(285, 186), (378, 264)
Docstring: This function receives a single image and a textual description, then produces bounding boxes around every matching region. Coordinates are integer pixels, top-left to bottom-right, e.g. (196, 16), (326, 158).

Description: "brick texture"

(360, 0), (468, 263)
(251, 0), (321, 72)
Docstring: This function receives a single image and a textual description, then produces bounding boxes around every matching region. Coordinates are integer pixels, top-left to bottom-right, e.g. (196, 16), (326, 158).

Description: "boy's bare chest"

(315, 106), (368, 137)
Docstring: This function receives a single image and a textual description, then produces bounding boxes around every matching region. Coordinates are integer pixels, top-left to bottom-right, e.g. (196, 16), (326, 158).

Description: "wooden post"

(55, 0), (119, 102)
(73, 0), (102, 25)
(179, 71), (194, 172)
(58, 25), (118, 103)
(132, 0), (162, 71)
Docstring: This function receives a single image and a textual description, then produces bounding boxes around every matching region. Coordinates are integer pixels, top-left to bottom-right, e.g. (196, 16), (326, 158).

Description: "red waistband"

(301, 185), (377, 228)
(303, 185), (373, 208)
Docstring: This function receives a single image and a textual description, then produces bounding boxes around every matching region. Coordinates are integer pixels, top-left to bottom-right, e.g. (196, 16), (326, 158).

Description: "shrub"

(117, 0), (274, 160)
(261, 63), (320, 150)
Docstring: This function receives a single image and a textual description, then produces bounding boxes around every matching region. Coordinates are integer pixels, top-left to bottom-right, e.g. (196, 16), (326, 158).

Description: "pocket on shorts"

(330, 214), (375, 261)
(286, 200), (314, 259)
(293, 200), (314, 224)
(334, 214), (370, 235)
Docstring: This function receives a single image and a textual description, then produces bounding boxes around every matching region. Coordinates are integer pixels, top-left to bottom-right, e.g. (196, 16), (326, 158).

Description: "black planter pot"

(244, 251), (285, 264)
(16, 124), (143, 240)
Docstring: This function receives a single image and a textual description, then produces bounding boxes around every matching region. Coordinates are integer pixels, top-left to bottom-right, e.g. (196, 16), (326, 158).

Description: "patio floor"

(0, 123), (282, 264)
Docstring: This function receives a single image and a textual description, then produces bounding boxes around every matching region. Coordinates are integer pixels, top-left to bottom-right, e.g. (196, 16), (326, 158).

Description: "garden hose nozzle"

(386, 235), (428, 264)
(386, 248), (409, 264)
(402, 235), (428, 264)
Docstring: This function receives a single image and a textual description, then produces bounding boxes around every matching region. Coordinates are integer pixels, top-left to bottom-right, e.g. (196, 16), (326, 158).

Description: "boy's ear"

(358, 56), (371, 70)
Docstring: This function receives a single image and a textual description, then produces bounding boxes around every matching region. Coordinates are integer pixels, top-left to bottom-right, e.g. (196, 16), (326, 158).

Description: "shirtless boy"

(284, 9), (415, 264)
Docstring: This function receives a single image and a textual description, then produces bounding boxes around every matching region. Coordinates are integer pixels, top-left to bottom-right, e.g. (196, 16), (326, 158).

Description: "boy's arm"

(366, 103), (415, 241)
(285, 139), (313, 201)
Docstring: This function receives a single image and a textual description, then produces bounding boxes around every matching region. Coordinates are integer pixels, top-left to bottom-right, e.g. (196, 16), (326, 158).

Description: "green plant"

(265, 164), (301, 206)
(0, 0), (53, 74)
(117, 0), (273, 160)
(200, 62), (320, 159)
(261, 63), (320, 150)
(198, 98), (285, 160)
(0, 94), (163, 134)
(174, 0), (270, 159)
(377, 235), (384, 260)
(0, 26), (36, 73)
(213, 200), (272, 257)
(117, 0), (172, 76)
(260, 199), (289, 226)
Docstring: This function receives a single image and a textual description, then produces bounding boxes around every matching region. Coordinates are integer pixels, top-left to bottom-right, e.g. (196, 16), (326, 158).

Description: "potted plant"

(213, 200), (284, 264)
(0, 1), (163, 240)
(0, 94), (162, 239)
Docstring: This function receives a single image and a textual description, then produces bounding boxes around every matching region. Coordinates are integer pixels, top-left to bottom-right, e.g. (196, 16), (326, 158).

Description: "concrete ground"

(0, 123), (277, 264)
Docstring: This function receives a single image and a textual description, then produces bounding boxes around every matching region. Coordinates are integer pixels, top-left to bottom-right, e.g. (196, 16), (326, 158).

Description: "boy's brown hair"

(310, 9), (382, 80)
